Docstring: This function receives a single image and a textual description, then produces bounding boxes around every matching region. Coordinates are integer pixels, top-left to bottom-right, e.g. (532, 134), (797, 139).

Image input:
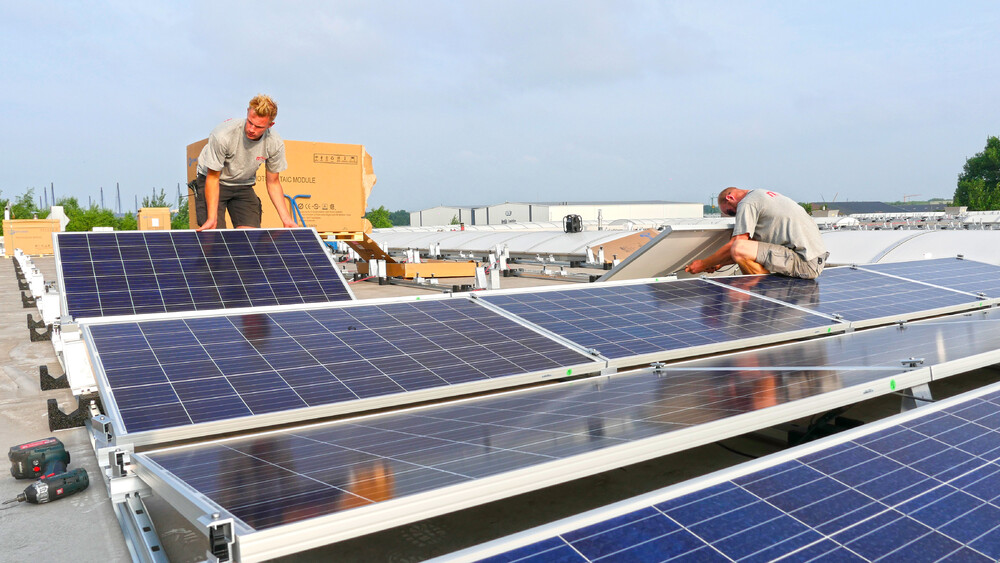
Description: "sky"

(3, 1), (999, 213)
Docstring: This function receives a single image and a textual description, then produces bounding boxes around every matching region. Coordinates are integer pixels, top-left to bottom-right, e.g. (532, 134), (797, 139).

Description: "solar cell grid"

(139, 359), (915, 531)
(459, 387), (1000, 563)
(57, 229), (351, 319)
(481, 279), (836, 360)
(713, 266), (982, 324)
(90, 299), (596, 437)
(860, 258), (1000, 299)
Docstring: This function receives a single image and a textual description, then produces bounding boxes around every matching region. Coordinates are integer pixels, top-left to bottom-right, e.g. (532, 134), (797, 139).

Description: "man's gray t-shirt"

(733, 190), (827, 261)
(196, 118), (287, 187)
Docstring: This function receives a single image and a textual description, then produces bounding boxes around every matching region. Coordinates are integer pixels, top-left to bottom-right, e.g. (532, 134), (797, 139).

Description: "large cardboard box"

(3, 219), (61, 256)
(138, 207), (171, 231)
(186, 139), (376, 232)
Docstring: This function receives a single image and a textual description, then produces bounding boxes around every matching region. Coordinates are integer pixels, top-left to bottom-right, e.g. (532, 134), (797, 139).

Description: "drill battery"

(8, 437), (70, 480)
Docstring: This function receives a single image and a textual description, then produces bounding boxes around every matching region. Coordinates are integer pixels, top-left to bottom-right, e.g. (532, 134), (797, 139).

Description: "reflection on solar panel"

(681, 309), (1000, 374)
(89, 299), (598, 441)
(481, 279), (837, 360)
(459, 382), (1000, 563)
(861, 257), (1000, 299)
(713, 266), (982, 325)
(134, 309), (1000, 558)
(56, 229), (351, 319)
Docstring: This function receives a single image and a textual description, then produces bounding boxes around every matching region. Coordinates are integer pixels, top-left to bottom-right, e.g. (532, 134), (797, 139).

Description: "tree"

(954, 136), (1000, 210)
(388, 209), (410, 226)
(450, 215), (460, 225)
(141, 188), (170, 208)
(364, 206), (393, 228)
(172, 196), (190, 230)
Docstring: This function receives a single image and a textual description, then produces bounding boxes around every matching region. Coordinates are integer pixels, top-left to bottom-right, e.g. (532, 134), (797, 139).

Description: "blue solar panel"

(468, 383), (1000, 562)
(134, 309), (1000, 536)
(861, 258), (1000, 299)
(481, 279), (837, 359)
(56, 229), (352, 319)
(713, 266), (982, 324)
(89, 299), (598, 437)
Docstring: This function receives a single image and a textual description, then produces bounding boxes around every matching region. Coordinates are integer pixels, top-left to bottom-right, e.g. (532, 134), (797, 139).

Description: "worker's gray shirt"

(733, 190), (827, 261)
(196, 118), (287, 187)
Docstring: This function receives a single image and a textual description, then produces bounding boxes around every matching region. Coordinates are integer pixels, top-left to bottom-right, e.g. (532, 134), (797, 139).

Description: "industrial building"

(410, 200), (703, 226)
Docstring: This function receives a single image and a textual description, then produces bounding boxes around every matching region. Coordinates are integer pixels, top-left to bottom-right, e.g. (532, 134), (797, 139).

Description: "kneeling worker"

(194, 94), (298, 231)
(685, 187), (828, 279)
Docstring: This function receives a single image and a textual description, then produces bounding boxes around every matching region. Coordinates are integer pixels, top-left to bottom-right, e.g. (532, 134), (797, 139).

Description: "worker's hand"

(685, 260), (707, 274)
(196, 217), (217, 232)
(282, 218), (299, 228)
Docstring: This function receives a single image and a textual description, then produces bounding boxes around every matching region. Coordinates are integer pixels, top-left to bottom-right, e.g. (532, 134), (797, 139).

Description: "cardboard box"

(186, 139), (376, 232)
(138, 207), (171, 231)
(3, 219), (61, 256)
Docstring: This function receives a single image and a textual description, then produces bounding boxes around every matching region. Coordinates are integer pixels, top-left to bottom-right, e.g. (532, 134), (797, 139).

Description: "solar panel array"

(57, 229), (352, 319)
(861, 257), (1000, 299)
(712, 266), (982, 324)
(90, 299), (596, 436)
(467, 382), (1000, 562)
(136, 309), (1000, 535)
(480, 279), (837, 359)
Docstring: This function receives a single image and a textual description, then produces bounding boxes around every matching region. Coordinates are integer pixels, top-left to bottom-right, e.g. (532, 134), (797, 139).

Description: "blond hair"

(248, 94), (278, 121)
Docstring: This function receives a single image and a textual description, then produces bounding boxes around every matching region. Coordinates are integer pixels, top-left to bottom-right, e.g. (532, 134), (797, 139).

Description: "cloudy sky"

(3, 1), (998, 212)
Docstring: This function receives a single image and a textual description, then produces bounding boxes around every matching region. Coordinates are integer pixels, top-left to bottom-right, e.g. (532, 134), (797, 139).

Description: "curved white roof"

(822, 229), (1000, 265)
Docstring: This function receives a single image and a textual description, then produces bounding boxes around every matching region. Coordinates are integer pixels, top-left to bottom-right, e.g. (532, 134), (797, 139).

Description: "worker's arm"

(685, 233), (750, 274)
(195, 169), (222, 231)
(265, 171), (298, 228)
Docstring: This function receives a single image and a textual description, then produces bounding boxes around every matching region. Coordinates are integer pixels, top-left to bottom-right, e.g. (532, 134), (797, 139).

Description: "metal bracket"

(200, 514), (236, 563)
(39, 365), (69, 390)
(900, 357), (925, 369)
(91, 414), (115, 448)
(900, 383), (933, 412)
(650, 362), (667, 375)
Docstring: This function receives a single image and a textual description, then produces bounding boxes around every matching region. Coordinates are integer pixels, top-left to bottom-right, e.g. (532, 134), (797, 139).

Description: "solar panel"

(453, 379), (1000, 562)
(87, 298), (601, 444)
(55, 228), (353, 319)
(711, 266), (985, 327)
(131, 309), (1000, 560)
(480, 279), (840, 363)
(860, 257), (1000, 299)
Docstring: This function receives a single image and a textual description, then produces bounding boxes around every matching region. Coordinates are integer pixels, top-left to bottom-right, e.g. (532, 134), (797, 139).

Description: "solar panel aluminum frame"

(435, 376), (1000, 563)
(475, 276), (849, 371)
(82, 294), (606, 447)
(53, 228), (355, 323)
(129, 362), (933, 562)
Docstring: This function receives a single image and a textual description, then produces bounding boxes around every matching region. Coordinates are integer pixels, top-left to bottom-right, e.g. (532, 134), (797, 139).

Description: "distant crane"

(903, 194), (922, 202)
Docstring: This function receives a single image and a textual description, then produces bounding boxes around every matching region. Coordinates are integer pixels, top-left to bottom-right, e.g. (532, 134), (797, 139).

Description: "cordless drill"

(5, 437), (89, 505)
(4, 468), (89, 505)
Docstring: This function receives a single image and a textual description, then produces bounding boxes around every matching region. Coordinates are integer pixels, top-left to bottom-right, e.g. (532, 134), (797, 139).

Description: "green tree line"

(953, 136), (1000, 210)
(364, 206), (410, 228)
(0, 188), (189, 234)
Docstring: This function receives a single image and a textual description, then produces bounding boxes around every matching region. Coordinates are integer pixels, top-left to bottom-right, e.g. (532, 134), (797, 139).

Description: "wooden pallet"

(319, 231), (366, 242)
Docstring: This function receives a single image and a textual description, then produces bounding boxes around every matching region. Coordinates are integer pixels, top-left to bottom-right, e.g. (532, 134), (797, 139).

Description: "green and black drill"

(4, 437), (89, 505)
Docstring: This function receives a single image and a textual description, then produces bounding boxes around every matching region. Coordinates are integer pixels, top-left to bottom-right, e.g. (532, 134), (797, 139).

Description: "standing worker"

(685, 187), (828, 279)
(194, 94), (298, 231)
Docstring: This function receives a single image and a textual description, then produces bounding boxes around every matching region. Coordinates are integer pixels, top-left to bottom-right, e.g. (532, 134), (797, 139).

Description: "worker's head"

(717, 187), (746, 217)
(245, 94), (278, 141)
